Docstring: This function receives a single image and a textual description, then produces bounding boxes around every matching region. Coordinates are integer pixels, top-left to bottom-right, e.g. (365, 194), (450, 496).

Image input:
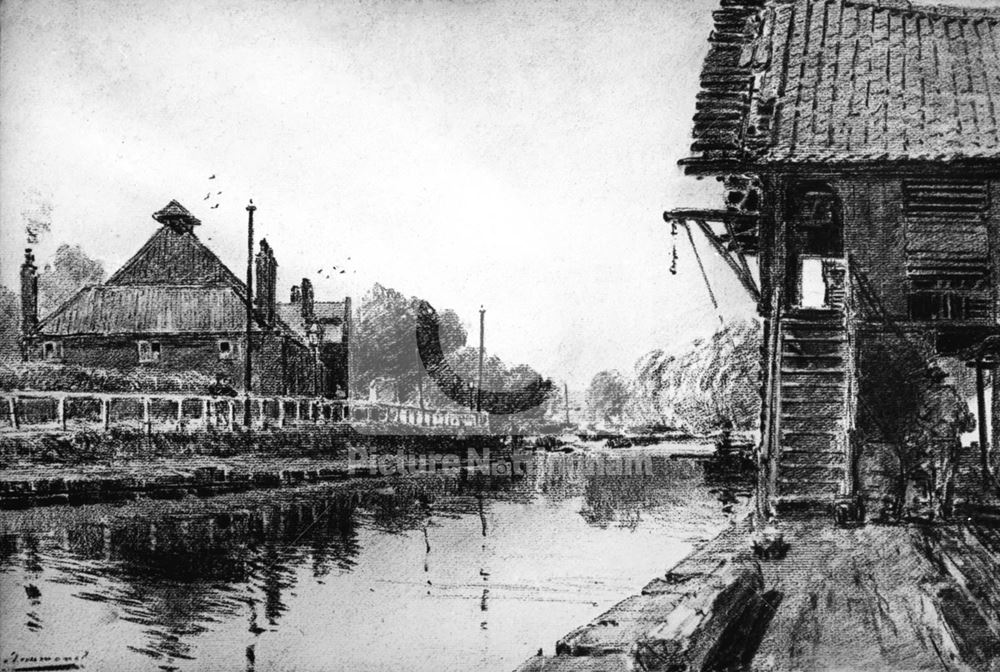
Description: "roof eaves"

(842, 0), (1000, 21)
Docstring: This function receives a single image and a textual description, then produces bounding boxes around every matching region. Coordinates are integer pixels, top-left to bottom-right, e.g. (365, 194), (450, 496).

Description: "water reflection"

(0, 447), (748, 672)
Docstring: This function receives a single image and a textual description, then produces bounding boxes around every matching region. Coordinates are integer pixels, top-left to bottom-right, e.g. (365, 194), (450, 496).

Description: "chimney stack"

(300, 278), (314, 322)
(255, 239), (277, 326)
(20, 249), (38, 335)
(290, 285), (301, 303)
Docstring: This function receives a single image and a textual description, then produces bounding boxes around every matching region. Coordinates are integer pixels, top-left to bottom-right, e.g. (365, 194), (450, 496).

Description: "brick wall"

(24, 332), (324, 397)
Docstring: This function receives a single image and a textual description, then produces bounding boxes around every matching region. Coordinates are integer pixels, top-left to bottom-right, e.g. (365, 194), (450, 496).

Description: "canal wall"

(0, 423), (503, 463)
(514, 518), (775, 672)
(0, 428), (509, 508)
(514, 516), (1000, 671)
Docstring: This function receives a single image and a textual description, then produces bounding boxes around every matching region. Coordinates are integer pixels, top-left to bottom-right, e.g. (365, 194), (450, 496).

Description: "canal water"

(0, 445), (745, 672)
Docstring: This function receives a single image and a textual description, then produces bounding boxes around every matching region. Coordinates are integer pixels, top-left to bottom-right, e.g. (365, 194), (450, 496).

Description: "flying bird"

(211, 204), (220, 209)
(217, 191), (223, 195)
(204, 192), (211, 200)
(208, 174), (216, 179)
(340, 270), (346, 274)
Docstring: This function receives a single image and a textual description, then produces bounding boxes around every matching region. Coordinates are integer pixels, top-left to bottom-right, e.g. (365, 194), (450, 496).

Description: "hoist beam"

(663, 210), (761, 305)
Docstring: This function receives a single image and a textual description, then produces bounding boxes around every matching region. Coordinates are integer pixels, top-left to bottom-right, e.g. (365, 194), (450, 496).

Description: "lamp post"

(244, 200), (256, 427)
(477, 306), (485, 413)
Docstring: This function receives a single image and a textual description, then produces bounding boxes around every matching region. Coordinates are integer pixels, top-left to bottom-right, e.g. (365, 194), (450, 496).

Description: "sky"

(3, 0), (993, 388)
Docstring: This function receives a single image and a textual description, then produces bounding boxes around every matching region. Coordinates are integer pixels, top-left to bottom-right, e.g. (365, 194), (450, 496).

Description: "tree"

(37, 244), (106, 317)
(0, 286), (20, 361)
(586, 370), (629, 425)
(352, 284), (467, 401)
(628, 319), (762, 433)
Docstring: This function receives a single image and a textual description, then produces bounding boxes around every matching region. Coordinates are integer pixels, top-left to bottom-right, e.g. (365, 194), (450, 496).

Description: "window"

(218, 340), (233, 360)
(138, 340), (161, 363)
(907, 277), (991, 322)
(43, 341), (62, 361)
(903, 180), (991, 321)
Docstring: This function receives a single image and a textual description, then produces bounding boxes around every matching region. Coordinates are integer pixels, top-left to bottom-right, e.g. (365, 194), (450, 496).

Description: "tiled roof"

(37, 286), (260, 336)
(39, 202), (309, 345)
(107, 224), (245, 288)
(275, 301), (347, 343)
(683, 0), (1000, 171)
(276, 304), (308, 340)
(313, 301), (347, 322)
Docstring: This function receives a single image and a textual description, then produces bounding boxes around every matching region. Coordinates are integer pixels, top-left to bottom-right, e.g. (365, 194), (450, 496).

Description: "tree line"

(585, 319), (761, 434)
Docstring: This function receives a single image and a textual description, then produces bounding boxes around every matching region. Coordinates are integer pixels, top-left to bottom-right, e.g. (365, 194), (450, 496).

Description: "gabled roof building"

(20, 200), (348, 398)
(667, 0), (999, 518)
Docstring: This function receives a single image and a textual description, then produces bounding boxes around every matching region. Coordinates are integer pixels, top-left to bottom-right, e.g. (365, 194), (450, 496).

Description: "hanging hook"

(669, 219), (679, 275)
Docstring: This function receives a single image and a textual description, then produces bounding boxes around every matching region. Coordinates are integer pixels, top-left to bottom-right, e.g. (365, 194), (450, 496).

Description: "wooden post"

(993, 365), (999, 479)
(143, 396), (152, 435)
(177, 398), (184, 429)
(977, 359), (990, 488)
(757, 288), (783, 523)
(295, 400), (301, 424)
(202, 398), (210, 428)
(258, 398), (265, 428)
(101, 397), (109, 431)
(57, 396), (66, 430)
(228, 400), (235, 429)
(278, 399), (286, 428)
(8, 397), (19, 431)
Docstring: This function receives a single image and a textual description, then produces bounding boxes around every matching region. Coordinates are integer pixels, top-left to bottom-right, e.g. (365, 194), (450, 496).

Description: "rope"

(683, 222), (725, 325)
(669, 220), (678, 275)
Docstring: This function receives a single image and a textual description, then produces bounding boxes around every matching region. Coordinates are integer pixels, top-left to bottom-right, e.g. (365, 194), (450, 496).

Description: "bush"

(0, 362), (214, 394)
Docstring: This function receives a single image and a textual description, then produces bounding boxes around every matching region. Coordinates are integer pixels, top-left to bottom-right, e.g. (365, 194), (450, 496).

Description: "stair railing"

(758, 286), (783, 520)
(842, 260), (859, 501)
(847, 255), (935, 372)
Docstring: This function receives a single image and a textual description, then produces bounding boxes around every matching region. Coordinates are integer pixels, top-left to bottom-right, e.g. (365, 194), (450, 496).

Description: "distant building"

(20, 200), (348, 398)
(667, 0), (999, 515)
(277, 279), (351, 399)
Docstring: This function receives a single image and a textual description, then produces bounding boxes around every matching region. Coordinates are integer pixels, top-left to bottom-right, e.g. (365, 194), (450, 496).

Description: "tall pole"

(477, 306), (485, 413)
(564, 381), (570, 426)
(244, 201), (257, 427)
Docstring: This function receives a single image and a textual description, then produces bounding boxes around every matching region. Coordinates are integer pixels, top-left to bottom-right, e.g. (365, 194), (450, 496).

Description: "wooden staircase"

(776, 308), (851, 510)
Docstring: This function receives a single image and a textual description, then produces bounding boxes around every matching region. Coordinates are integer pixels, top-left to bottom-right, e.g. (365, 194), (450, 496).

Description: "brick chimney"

(255, 239), (277, 326)
(20, 249), (38, 335)
(300, 277), (314, 322)
(290, 285), (301, 303)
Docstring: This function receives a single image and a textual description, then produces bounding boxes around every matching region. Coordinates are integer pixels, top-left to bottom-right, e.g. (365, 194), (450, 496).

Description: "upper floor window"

(218, 340), (233, 360)
(138, 340), (161, 363)
(43, 341), (62, 361)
